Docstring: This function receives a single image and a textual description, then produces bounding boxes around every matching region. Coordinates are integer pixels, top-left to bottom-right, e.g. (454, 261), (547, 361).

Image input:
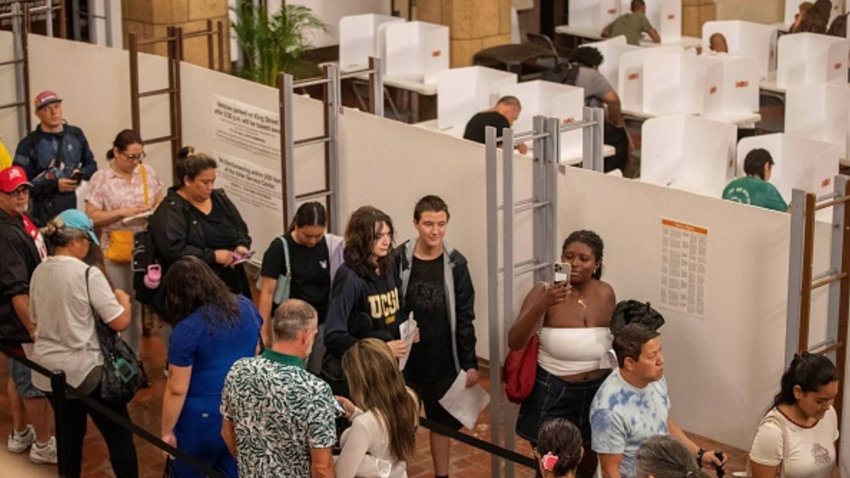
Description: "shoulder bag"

(255, 235), (291, 305)
(86, 267), (148, 402)
(105, 165), (150, 264)
(502, 332), (539, 404)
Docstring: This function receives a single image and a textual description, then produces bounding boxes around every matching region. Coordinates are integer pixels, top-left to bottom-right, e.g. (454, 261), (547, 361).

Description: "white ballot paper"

(397, 315), (418, 371)
(438, 370), (490, 430)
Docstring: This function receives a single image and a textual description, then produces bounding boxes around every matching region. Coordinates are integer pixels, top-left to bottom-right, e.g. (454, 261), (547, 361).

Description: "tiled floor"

(0, 332), (748, 478)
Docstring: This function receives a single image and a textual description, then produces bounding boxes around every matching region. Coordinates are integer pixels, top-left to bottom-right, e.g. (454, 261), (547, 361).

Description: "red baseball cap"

(33, 90), (62, 110)
(0, 166), (32, 193)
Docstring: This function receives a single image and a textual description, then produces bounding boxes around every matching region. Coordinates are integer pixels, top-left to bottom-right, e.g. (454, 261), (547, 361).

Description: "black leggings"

(51, 387), (139, 478)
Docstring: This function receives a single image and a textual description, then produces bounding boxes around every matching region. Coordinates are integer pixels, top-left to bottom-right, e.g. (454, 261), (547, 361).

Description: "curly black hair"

(569, 47), (604, 69)
(562, 229), (605, 279)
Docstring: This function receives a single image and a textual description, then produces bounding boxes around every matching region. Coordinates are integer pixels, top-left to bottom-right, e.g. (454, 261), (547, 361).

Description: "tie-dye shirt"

(590, 370), (671, 478)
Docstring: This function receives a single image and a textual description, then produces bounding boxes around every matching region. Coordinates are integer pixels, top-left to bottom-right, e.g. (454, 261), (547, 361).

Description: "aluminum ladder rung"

(295, 189), (333, 201)
(0, 58), (23, 67)
(294, 135), (331, 148)
(0, 101), (26, 110)
(812, 272), (849, 291)
(139, 87), (175, 98)
(816, 194), (850, 211)
(144, 135), (176, 145)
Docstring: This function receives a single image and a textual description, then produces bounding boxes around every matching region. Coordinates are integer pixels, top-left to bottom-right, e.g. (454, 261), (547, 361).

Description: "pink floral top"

(86, 164), (163, 247)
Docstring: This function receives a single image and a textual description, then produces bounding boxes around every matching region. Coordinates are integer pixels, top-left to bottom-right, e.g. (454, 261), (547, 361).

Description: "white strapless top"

(537, 327), (615, 376)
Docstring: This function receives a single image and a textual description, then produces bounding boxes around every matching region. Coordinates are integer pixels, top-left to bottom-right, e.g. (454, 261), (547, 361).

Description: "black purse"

(85, 267), (148, 403)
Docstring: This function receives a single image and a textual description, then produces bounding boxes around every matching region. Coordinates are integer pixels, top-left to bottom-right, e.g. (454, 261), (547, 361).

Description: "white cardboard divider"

(620, 0), (682, 43)
(785, 83), (850, 162)
(618, 45), (684, 111)
(776, 33), (850, 89)
(701, 57), (761, 121)
(701, 20), (778, 81)
(641, 114), (737, 196)
(784, 0), (845, 28)
(436, 67), (518, 131)
(569, 0), (622, 31)
(643, 51), (720, 116)
(737, 133), (840, 208)
(384, 21), (450, 84)
(584, 36), (640, 86)
(500, 80), (585, 162)
(285, 0), (391, 48)
(338, 14), (405, 72)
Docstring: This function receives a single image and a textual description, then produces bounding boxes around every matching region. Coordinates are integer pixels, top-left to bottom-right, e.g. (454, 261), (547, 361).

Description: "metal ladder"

(277, 57), (384, 233)
(786, 175), (850, 422)
(0, 2), (30, 139)
(22, 0), (66, 38)
(485, 106), (607, 478)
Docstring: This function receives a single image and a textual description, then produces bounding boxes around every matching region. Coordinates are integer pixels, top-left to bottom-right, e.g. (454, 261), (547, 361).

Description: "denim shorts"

(10, 358), (44, 399)
(515, 365), (608, 446)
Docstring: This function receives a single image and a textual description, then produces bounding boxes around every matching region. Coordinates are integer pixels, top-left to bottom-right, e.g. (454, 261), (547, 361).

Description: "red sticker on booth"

(735, 80), (749, 88)
(432, 50), (442, 57)
(834, 63), (843, 70)
(607, 8), (616, 14)
(822, 178), (832, 188)
(709, 86), (717, 94)
(667, 13), (675, 20)
(628, 72), (640, 80)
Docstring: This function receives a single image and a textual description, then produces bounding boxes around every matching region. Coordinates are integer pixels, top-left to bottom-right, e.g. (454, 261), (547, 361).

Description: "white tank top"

(537, 327), (615, 376)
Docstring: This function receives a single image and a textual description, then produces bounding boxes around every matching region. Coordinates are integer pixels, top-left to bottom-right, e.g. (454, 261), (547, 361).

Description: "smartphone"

(553, 262), (572, 283)
(231, 250), (256, 265)
(70, 171), (82, 183)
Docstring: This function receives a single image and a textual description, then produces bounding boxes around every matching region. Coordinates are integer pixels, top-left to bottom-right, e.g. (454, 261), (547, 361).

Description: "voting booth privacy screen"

(785, 83), (850, 163)
(776, 33), (850, 89)
(618, 46), (684, 112)
(339, 14), (404, 72)
(701, 20), (778, 81)
(384, 21), (450, 84)
(436, 67), (518, 131)
(584, 36), (640, 87)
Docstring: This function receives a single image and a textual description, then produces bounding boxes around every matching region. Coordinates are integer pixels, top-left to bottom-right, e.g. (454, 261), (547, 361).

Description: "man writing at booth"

(602, 0), (660, 46)
(590, 324), (726, 478)
(463, 96), (528, 154)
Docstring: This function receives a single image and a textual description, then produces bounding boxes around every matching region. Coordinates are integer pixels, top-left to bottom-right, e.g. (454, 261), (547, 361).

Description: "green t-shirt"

(722, 176), (788, 212)
(605, 12), (653, 45)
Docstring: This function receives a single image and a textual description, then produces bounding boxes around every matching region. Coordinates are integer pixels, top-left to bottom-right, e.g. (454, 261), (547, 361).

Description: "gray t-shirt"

(30, 256), (124, 391)
(574, 66), (615, 109)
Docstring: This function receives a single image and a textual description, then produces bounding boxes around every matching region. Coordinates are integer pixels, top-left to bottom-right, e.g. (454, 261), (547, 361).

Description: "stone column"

(682, 0), (717, 38)
(417, 0), (513, 68)
(121, 0), (230, 70)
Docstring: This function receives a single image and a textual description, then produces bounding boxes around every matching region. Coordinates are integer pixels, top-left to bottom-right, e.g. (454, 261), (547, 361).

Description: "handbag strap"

(85, 266), (117, 347)
(139, 164), (150, 207)
(279, 235), (291, 279)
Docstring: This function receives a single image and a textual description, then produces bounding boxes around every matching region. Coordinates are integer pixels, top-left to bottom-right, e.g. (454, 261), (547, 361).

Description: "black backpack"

(131, 230), (162, 310)
(542, 62), (581, 86)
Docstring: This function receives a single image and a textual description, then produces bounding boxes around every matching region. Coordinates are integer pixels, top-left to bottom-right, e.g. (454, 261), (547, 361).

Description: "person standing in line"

(0, 166), (56, 464)
(86, 129), (164, 355)
(13, 90), (97, 226)
(257, 201), (344, 374)
(396, 195), (478, 478)
(221, 299), (339, 478)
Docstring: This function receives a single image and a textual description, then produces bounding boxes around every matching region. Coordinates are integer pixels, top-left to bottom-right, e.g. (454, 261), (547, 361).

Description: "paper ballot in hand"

(438, 370), (490, 430)
(397, 314), (418, 371)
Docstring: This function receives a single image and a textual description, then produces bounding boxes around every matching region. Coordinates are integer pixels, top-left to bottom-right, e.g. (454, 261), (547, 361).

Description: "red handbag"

(502, 333), (539, 404)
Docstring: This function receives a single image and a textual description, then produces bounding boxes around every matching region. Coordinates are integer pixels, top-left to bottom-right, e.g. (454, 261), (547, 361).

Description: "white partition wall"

(569, 0), (622, 31)
(618, 46), (684, 111)
(737, 133), (840, 207)
(701, 20), (778, 81)
(339, 14), (405, 71)
(641, 115), (737, 196)
(384, 21), (450, 84)
(436, 67), (518, 131)
(776, 33), (850, 89)
(643, 51), (719, 116)
(785, 83), (850, 162)
(584, 36), (640, 86)
(282, 0), (391, 48)
(701, 57), (760, 122)
(500, 80), (585, 161)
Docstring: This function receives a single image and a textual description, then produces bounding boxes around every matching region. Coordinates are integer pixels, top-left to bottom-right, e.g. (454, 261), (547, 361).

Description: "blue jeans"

(515, 365), (608, 446)
(10, 358), (44, 398)
(172, 397), (237, 478)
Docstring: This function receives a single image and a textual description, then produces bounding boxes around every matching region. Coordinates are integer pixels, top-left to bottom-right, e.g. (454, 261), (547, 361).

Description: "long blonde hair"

(342, 339), (418, 462)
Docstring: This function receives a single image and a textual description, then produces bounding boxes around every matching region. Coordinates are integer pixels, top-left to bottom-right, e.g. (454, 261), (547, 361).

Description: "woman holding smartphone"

(508, 230), (616, 478)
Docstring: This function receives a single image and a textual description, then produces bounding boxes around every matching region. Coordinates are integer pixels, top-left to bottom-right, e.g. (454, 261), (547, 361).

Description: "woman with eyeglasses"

(85, 129), (164, 355)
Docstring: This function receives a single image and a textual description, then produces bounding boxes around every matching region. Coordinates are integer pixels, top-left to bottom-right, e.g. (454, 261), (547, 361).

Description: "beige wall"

(716, 0), (783, 24)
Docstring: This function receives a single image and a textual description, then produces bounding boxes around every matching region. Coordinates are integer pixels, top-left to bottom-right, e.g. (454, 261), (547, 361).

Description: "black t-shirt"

(462, 111), (510, 145)
(260, 233), (331, 323)
(405, 254), (455, 382)
(197, 200), (241, 249)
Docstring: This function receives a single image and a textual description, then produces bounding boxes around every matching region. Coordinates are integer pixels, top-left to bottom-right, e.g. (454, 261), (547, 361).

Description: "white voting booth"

(338, 14), (405, 72)
(643, 50), (718, 116)
(569, 0), (622, 32)
(619, 0), (682, 43)
(737, 133), (840, 208)
(776, 33), (850, 89)
(275, 0), (391, 48)
(701, 20), (778, 81)
(500, 80), (585, 163)
(384, 21), (450, 84)
(435, 67), (518, 133)
(783, 0), (846, 29)
(701, 57), (761, 122)
(641, 115), (737, 197)
(785, 83), (850, 163)
(584, 36), (640, 86)
(618, 46), (684, 112)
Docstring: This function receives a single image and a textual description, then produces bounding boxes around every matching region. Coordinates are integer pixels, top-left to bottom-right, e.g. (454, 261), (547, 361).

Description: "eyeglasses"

(122, 151), (147, 162)
(2, 188), (30, 198)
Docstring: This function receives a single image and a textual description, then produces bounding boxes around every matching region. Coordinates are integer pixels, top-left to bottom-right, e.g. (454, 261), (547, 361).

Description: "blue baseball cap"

(56, 209), (99, 245)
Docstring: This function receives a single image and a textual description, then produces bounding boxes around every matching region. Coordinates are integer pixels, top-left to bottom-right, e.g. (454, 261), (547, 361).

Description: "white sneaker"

(6, 425), (35, 453)
(29, 436), (57, 464)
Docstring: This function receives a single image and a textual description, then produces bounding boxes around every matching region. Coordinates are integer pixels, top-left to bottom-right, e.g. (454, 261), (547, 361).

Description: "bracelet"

(695, 448), (706, 467)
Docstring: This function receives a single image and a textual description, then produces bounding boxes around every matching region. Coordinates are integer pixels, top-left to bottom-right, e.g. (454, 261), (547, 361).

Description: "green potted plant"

(231, 1), (327, 85)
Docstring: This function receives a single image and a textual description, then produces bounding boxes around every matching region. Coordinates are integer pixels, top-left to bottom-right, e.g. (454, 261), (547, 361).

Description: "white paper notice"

(397, 316), (418, 371)
(438, 371), (490, 430)
(660, 218), (708, 318)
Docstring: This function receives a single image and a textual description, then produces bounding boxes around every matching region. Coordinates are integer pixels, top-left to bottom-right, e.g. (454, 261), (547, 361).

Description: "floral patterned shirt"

(221, 350), (339, 478)
(85, 164), (163, 247)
